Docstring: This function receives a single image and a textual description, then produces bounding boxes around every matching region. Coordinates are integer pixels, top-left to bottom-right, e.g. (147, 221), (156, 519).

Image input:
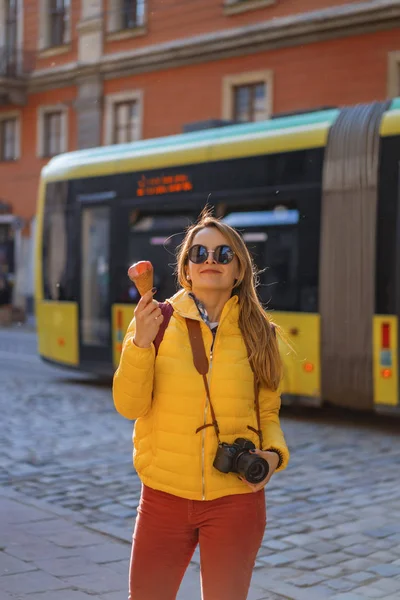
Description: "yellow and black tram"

(35, 99), (400, 414)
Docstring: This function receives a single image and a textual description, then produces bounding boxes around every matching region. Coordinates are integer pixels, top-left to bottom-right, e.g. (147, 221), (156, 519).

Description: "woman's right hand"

(133, 290), (164, 348)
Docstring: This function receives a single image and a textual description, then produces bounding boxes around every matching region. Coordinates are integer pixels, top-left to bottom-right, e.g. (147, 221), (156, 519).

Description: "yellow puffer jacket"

(113, 290), (289, 501)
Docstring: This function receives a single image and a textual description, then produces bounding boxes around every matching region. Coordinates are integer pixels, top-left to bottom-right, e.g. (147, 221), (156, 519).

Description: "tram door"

(79, 203), (112, 366)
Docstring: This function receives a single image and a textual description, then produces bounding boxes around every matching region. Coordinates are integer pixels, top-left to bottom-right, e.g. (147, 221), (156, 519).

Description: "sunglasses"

(187, 244), (235, 265)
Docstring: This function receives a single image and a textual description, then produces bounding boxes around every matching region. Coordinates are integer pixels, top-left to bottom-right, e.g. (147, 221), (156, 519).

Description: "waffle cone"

(133, 268), (154, 296)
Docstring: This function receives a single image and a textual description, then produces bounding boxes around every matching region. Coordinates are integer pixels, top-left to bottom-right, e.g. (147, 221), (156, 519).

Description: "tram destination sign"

(136, 173), (193, 197)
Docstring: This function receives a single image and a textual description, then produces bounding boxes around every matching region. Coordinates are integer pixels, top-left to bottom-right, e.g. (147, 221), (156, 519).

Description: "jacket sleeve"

(259, 386), (290, 472)
(112, 316), (156, 420)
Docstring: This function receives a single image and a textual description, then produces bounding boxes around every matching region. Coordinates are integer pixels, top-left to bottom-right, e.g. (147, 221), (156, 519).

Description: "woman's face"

(186, 227), (240, 294)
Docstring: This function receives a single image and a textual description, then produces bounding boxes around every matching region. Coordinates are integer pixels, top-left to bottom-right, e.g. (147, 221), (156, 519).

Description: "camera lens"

(246, 461), (268, 484)
(237, 453), (269, 484)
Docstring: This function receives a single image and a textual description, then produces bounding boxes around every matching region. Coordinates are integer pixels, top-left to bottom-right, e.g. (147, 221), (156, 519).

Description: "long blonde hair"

(176, 211), (282, 391)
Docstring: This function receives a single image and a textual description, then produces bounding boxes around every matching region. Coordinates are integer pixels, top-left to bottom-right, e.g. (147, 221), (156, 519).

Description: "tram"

(35, 98), (400, 413)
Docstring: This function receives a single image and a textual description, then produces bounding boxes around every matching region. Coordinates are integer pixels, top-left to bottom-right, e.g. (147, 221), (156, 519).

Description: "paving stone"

(14, 518), (73, 536)
(78, 542), (130, 564)
(33, 556), (104, 577)
(345, 544), (375, 557)
(345, 571), (378, 584)
(294, 558), (326, 571)
(368, 578), (400, 594)
(288, 572), (327, 587)
(100, 592), (129, 600)
(317, 565), (346, 577)
(326, 579), (357, 592)
(342, 558), (377, 572)
(5, 540), (76, 561)
(348, 585), (387, 598)
(0, 569), (67, 594)
(257, 554), (292, 567)
(281, 533), (316, 546)
(46, 528), (110, 548)
(262, 539), (292, 551)
(0, 499), (52, 525)
(318, 552), (350, 566)
(24, 592), (94, 600)
(0, 551), (37, 575)
(61, 567), (127, 594)
(368, 563), (400, 577)
(106, 559), (130, 576)
(332, 594), (370, 600)
(304, 540), (339, 554)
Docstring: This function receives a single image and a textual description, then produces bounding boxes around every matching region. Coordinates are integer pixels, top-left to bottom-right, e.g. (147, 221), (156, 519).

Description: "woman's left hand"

(240, 449), (280, 493)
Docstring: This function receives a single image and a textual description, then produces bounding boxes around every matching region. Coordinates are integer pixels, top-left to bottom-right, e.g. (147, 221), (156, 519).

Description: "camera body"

(213, 437), (269, 484)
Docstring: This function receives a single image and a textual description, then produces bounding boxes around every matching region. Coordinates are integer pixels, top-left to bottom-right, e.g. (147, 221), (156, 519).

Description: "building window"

(387, 52), (400, 98)
(43, 112), (63, 156)
(38, 0), (71, 50)
(222, 71), (273, 122)
(49, 0), (68, 47)
(38, 106), (68, 157)
(0, 118), (18, 161)
(122, 0), (143, 29)
(107, 0), (146, 34)
(113, 101), (140, 144)
(233, 83), (266, 122)
(5, 0), (18, 75)
(104, 91), (143, 145)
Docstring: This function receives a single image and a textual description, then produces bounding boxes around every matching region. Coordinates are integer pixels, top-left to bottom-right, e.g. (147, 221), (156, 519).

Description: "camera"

(213, 438), (269, 484)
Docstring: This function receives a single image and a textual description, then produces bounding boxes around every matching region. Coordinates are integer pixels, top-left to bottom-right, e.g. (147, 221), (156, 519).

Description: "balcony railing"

(0, 47), (35, 79)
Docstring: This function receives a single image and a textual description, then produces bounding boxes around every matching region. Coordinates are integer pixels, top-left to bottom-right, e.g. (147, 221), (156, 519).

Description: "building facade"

(1, 0), (400, 316)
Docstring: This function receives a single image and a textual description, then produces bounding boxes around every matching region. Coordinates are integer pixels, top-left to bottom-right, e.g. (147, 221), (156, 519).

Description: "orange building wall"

(104, 28), (399, 140)
(1, 20), (399, 222)
(104, 0), (354, 54)
(24, 0), (80, 69)
(0, 87), (77, 221)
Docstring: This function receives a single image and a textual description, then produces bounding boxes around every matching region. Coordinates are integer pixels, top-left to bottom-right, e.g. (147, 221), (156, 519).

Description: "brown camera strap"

(185, 318), (263, 449)
(185, 319), (220, 442)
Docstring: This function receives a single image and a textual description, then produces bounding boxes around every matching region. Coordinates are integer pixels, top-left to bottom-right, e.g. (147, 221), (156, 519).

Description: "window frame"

(38, 0), (71, 51)
(103, 90), (143, 146)
(106, 0), (146, 36)
(233, 82), (267, 123)
(49, 0), (67, 48)
(387, 51), (400, 98)
(112, 100), (140, 145)
(0, 112), (20, 161)
(222, 70), (273, 122)
(37, 105), (68, 158)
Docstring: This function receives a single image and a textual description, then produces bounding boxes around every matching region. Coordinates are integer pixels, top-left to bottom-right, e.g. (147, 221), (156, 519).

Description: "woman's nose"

(205, 250), (217, 264)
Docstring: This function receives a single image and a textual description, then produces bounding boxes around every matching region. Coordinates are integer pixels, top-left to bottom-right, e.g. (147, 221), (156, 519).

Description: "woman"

(113, 212), (289, 600)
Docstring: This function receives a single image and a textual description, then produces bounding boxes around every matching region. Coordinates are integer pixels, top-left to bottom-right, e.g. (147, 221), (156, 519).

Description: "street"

(1, 327), (400, 599)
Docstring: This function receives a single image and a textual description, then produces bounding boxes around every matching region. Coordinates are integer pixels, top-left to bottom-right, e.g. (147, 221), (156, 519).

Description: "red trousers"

(129, 484), (266, 600)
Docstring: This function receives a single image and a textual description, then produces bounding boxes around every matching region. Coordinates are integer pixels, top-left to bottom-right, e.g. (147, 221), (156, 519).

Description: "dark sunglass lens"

(216, 246), (234, 264)
(188, 245), (207, 263)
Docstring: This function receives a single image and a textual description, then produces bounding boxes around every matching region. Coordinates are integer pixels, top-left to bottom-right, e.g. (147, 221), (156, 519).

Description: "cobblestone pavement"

(1, 327), (400, 599)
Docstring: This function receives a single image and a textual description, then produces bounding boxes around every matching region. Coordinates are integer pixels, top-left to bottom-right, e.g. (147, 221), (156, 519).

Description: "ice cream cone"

(128, 261), (154, 296)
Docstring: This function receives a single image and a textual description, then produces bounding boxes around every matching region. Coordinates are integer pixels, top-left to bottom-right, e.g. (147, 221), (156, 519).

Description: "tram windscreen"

(222, 209), (300, 311)
(116, 214), (194, 303)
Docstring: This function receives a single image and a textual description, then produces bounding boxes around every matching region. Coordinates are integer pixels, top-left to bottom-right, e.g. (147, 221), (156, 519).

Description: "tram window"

(222, 209), (299, 311)
(116, 213), (193, 303)
(42, 182), (75, 301)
